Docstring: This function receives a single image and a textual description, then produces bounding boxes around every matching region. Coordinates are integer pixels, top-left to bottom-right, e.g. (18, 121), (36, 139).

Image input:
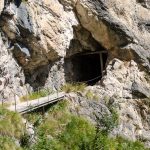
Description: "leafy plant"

(99, 107), (119, 134)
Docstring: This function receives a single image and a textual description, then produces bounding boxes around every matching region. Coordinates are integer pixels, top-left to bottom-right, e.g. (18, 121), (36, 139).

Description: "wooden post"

(14, 94), (16, 112)
(99, 52), (103, 75)
(57, 88), (58, 98)
(54, 85), (58, 98)
(42, 106), (45, 115)
(26, 88), (29, 107)
(2, 99), (3, 107)
(47, 87), (50, 101)
(38, 87), (40, 105)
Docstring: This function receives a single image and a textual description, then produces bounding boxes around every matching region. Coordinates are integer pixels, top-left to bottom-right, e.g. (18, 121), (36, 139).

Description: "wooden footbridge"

(8, 92), (65, 114)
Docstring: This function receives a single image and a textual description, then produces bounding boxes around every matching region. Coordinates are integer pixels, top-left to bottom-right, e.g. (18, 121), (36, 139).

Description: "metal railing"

(1, 86), (65, 114)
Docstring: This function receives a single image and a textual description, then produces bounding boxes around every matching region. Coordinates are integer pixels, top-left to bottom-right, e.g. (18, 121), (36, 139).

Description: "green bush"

(24, 113), (43, 127)
(0, 136), (22, 150)
(37, 101), (71, 138)
(30, 114), (147, 150)
(27, 100), (147, 150)
(30, 115), (96, 150)
(58, 116), (95, 150)
(99, 107), (119, 133)
(0, 107), (27, 150)
(93, 131), (147, 150)
(0, 107), (25, 139)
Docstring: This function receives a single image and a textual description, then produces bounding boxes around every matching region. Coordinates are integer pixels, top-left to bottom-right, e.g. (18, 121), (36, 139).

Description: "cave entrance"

(14, 0), (22, 8)
(65, 51), (108, 85)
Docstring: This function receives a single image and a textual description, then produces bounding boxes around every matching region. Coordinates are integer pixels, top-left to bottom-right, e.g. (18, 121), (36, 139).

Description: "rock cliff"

(0, 0), (150, 147)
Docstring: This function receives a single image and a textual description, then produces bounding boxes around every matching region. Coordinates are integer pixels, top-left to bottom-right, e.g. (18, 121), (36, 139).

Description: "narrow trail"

(8, 92), (65, 114)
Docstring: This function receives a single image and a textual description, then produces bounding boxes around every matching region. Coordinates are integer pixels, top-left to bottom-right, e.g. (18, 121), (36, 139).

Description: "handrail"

(8, 92), (65, 115)
(19, 95), (65, 114)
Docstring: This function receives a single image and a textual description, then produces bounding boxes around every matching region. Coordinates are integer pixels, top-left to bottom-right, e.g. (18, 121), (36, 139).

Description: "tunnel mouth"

(65, 51), (108, 85)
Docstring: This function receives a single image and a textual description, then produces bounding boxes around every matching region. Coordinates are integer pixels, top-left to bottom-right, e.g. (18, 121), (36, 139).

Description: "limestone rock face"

(75, 0), (150, 71)
(0, 0), (78, 73)
(0, 0), (78, 90)
(0, 0), (150, 146)
(0, 32), (27, 102)
(0, 0), (4, 14)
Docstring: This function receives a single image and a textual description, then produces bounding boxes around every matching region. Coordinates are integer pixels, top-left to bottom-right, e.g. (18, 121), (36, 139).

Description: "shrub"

(59, 116), (96, 150)
(0, 107), (27, 150)
(37, 101), (70, 138)
(115, 136), (148, 150)
(0, 107), (25, 139)
(20, 132), (30, 148)
(24, 101), (148, 150)
(93, 132), (148, 150)
(98, 107), (119, 134)
(24, 113), (43, 127)
(0, 136), (22, 150)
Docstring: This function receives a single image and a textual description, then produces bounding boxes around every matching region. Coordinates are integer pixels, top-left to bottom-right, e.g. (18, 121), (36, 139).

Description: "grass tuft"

(61, 83), (87, 93)
(85, 90), (99, 101)
(20, 88), (54, 101)
(0, 106), (25, 139)
(0, 136), (23, 150)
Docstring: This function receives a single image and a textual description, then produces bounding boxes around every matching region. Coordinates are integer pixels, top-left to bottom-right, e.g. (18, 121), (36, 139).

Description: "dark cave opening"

(65, 51), (108, 85)
(14, 0), (22, 8)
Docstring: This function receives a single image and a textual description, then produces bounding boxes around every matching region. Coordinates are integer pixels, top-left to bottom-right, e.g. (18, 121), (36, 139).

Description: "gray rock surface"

(0, 0), (4, 14)
(132, 82), (150, 98)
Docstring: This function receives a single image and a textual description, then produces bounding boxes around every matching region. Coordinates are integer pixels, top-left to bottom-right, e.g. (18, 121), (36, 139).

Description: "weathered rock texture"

(0, 0), (4, 14)
(0, 0), (150, 147)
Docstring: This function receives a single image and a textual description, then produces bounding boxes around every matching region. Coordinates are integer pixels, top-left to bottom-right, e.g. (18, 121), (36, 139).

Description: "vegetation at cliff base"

(0, 101), (148, 150)
(0, 106), (26, 150)
(24, 101), (148, 150)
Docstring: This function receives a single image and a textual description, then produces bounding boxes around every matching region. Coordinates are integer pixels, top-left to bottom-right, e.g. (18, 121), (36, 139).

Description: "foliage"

(92, 131), (148, 150)
(0, 99), (147, 150)
(61, 83), (87, 93)
(37, 100), (70, 138)
(24, 113), (43, 127)
(30, 115), (95, 150)
(0, 106), (25, 139)
(98, 107), (119, 134)
(20, 132), (31, 149)
(0, 136), (23, 150)
(58, 116), (95, 150)
(26, 100), (147, 150)
(0, 107), (26, 150)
